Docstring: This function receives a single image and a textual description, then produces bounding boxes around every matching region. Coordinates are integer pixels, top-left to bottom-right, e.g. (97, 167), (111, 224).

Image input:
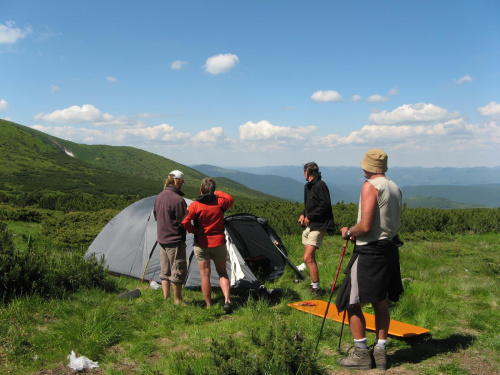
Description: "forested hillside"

(0, 120), (280, 203)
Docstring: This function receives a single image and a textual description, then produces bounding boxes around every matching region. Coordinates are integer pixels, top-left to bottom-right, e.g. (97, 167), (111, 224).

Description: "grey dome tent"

(84, 196), (304, 289)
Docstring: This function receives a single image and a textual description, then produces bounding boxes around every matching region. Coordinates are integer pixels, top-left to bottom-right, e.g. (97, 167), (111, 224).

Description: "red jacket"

(181, 191), (234, 248)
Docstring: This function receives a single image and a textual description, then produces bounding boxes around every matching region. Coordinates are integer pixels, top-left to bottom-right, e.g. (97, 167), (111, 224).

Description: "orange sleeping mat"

(288, 300), (429, 337)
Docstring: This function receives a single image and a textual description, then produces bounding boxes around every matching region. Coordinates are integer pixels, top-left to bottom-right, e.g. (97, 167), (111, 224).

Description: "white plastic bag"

(297, 262), (307, 271)
(150, 280), (161, 290)
(67, 350), (99, 371)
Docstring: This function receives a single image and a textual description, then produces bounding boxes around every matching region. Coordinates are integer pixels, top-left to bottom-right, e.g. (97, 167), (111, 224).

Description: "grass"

(1, 232), (499, 374)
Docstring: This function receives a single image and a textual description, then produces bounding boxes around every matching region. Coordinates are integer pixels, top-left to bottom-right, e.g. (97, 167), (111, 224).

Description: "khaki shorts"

(159, 242), (187, 284)
(302, 227), (326, 248)
(194, 244), (228, 262)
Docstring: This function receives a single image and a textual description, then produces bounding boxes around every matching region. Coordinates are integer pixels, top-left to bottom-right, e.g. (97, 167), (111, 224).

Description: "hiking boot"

(223, 302), (233, 314)
(373, 345), (387, 370)
(338, 346), (373, 370)
(309, 286), (324, 297)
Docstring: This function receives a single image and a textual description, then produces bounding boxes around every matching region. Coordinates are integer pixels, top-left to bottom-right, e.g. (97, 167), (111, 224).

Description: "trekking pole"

(337, 309), (347, 352)
(314, 239), (349, 354)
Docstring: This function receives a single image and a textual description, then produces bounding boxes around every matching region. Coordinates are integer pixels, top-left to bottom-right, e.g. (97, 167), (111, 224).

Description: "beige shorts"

(159, 242), (187, 284)
(194, 244), (228, 263)
(302, 227), (326, 248)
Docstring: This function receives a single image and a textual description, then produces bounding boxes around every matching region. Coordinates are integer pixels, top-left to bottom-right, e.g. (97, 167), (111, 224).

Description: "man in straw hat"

(154, 170), (188, 305)
(336, 149), (404, 370)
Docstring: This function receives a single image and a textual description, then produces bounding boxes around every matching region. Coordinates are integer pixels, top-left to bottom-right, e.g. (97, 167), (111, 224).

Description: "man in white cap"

(153, 170), (188, 305)
(336, 149), (404, 370)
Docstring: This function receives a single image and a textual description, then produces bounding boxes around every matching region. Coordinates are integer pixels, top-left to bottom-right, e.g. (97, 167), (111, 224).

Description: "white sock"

(354, 338), (368, 349)
(311, 281), (320, 289)
(376, 339), (387, 349)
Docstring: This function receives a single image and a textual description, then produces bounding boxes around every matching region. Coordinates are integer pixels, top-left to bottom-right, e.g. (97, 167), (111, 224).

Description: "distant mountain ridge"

(233, 165), (500, 187)
(192, 164), (500, 207)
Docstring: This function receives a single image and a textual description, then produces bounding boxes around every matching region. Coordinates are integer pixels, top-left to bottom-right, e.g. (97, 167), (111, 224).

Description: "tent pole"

(141, 241), (158, 284)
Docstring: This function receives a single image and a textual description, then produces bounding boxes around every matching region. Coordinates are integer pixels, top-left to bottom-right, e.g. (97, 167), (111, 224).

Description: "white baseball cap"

(170, 170), (185, 182)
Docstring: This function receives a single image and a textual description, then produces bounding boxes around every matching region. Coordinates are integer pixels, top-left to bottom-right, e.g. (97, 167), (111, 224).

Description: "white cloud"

(33, 104), (161, 128)
(203, 53), (239, 74)
(367, 88), (398, 103)
(31, 123), (192, 146)
(478, 101), (500, 118)
(34, 104), (113, 124)
(352, 94), (362, 101)
(454, 74), (473, 84)
(239, 120), (316, 141)
(368, 103), (455, 124)
(311, 90), (343, 102)
(192, 127), (229, 144)
(315, 118), (500, 150)
(122, 124), (191, 142)
(388, 88), (398, 96)
(106, 76), (117, 82)
(0, 99), (8, 112)
(0, 21), (32, 44)
(171, 60), (188, 70)
(367, 94), (388, 103)
(50, 85), (59, 93)
(138, 112), (158, 119)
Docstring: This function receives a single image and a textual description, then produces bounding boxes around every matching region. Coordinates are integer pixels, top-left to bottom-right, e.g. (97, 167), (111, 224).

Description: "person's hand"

(304, 217), (310, 226)
(341, 227), (353, 241)
(298, 215), (305, 225)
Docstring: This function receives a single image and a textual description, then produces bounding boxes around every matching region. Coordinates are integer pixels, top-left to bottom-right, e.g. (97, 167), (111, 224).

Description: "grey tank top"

(356, 177), (402, 246)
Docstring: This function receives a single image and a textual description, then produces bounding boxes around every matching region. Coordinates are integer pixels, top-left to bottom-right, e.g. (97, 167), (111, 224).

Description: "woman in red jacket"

(182, 178), (234, 313)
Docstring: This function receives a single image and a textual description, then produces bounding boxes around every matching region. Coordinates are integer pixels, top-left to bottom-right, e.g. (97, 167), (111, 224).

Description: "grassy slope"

(1, 232), (498, 374)
(0, 120), (281, 201)
(0, 120), (161, 196)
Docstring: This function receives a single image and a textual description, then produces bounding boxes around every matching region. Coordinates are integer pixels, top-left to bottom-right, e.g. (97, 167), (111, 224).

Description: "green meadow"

(1, 202), (499, 375)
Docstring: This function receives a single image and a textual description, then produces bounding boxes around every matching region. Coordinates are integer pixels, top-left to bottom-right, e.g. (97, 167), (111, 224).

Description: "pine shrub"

(0, 222), (115, 304)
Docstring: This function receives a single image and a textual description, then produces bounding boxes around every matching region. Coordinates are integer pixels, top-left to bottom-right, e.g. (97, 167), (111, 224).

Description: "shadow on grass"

(390, 333), (476, 366)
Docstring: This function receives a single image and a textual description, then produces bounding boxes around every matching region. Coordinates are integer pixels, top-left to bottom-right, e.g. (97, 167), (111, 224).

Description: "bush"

(0, 222), (116, 304)
(0, 222), (45, 302)
(209, 321), (323, 375)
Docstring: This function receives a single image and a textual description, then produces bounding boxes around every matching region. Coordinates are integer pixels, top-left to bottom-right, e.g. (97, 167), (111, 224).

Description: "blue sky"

(1, 1), (499, 168)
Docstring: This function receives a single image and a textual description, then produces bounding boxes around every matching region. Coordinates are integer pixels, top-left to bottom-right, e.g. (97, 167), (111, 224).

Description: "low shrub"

(0, 222), (116, 304)
(209, 322), (323, 375)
